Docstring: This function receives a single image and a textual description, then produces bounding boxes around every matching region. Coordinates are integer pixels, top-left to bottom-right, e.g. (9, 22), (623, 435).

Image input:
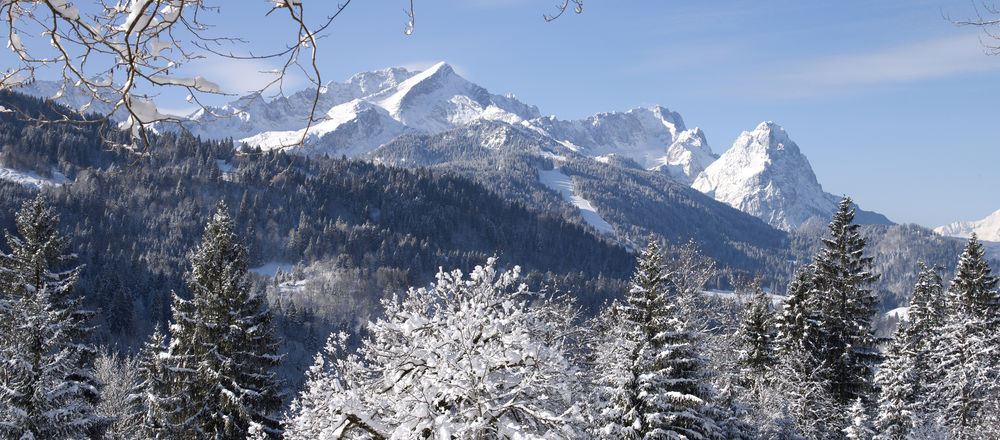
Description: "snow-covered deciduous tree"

(95, 348), (144, 440)
(156, 202), (284, 439)
(284, 258), (588, 440)
(593, 238), (723, 440)
(0, 194), (104, 439)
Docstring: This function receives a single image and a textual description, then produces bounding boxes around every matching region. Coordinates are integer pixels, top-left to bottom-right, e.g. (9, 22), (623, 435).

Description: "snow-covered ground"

(886, 306), (909, 321)
(0, 167), (70, 189)
(703, 289), (787, 306)
(249, 261), (296, 278)
(537, 167), (614, 235)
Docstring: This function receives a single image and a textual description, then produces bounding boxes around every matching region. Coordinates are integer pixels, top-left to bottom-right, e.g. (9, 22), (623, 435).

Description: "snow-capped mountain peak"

(935, 209), (1000, 242)
(524, 105), (716, 183)
(692, 121), (890, 231)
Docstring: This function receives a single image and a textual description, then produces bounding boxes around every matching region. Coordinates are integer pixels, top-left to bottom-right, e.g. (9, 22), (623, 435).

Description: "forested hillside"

(0, 90), (631, 366)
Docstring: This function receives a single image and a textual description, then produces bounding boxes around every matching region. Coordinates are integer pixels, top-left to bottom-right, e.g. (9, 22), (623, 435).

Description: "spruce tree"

(597, 237), (720, 440)
(807, 197), (881, 408)
(775, 265), (814, 355)
(136, 325), (172, 439)
(736, 281), (778, 383)
(160, 203), (283, 439)
(874, 264), (946, 440)
(931, 234), (999, 439)
(0, 195), (104, 439)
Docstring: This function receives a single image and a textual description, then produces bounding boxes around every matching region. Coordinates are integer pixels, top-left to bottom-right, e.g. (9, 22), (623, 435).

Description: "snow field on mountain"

(935, 208), (1000, 242)
(537, 166), (614, 234)
(0, 167), (70, 189)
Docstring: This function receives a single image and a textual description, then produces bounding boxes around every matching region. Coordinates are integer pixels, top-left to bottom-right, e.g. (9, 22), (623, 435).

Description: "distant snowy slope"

(692, 122), (891, 231)
(0, 167), (70, 189)
(935, 209), (1000, 242)
(537, 166), (615, 234)
(524, 106), (717, 183)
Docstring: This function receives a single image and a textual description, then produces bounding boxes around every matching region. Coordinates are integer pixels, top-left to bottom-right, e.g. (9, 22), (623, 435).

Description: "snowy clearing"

(0, 167), (70, 189)
(886, 306), (909, 321)
(249, 262), (296, 278)
(703, 289), (787, 306)
(537, 166), (614, 234)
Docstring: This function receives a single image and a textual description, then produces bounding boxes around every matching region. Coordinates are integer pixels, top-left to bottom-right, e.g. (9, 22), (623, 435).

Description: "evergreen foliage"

(929, 234), (1000, 439)
(736, 281), (777, 386)
(0, 195), (104, 439)
(874, 264), (945, 440)
(595, 238), (721, 440)
(136, 325), (172, 439)
(158, 204), (284, 439)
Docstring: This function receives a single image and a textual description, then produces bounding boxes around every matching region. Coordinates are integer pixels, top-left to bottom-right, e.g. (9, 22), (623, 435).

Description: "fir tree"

(806, 197), (881, 408)
(597, 237), (721, 440)
(843, 398), (875, 440)
(874, 264), (946, 440)
(0, 195), (104, 439)
(736, 281), (778, 384)
(160, 203), (283, 439)
(930, 234), (999, 439)
(775, 265), (814, 355)
(136, 325), (172, 439)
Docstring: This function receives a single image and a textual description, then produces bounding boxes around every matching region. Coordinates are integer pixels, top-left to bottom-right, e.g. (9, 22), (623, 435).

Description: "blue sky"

(13, 0), (1000, 228)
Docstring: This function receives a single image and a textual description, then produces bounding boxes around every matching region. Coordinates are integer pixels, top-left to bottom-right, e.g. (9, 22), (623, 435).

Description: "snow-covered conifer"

(160, 202), (283, 439)
(136, 324), (173, 439)
(736, 281), (777, 383)
(874, 264), (946, 440)
(806, 197), (881, 408)
(843, 398), (875, 440)
(929, 234), (999, 439)
(595, 238), (722, 440)
(0, 195), (104, 439)
(775, 265), (813, 355)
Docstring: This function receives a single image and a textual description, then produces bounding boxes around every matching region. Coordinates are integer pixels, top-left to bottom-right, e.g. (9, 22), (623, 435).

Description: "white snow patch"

(886, 306), (909, 321)
(703, 289), (787, 307)
(249, 262), (296, 278)
(935, 208), (1000, 242)
(0, 167), (70, 189)
(537, 166), (614, 235)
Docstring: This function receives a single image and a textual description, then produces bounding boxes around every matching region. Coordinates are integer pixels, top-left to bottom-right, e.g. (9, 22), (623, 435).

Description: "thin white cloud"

(764, 32), (1000, 97)
(179, 57), (304, 96)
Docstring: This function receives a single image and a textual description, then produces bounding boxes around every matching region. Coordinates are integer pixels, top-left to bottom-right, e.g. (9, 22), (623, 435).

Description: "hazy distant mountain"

(935, 209), (1000, 242)
(692, 122), (892, 231)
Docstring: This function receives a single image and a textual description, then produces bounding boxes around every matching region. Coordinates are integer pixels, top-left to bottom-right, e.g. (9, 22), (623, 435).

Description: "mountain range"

(75, 61), (889, 234)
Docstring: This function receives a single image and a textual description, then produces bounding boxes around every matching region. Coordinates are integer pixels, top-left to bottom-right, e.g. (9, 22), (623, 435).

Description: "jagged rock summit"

(935, 209), (1000, 242)
(692, 121), (891, 231)
(526, 106), (717, 184)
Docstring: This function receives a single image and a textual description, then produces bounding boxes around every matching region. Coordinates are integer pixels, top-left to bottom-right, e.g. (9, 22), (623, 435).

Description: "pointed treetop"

(948, 233), (1000, 318)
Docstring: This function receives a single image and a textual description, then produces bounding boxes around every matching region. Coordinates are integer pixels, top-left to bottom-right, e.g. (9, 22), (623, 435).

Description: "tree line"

(3, 194), (997, 439)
